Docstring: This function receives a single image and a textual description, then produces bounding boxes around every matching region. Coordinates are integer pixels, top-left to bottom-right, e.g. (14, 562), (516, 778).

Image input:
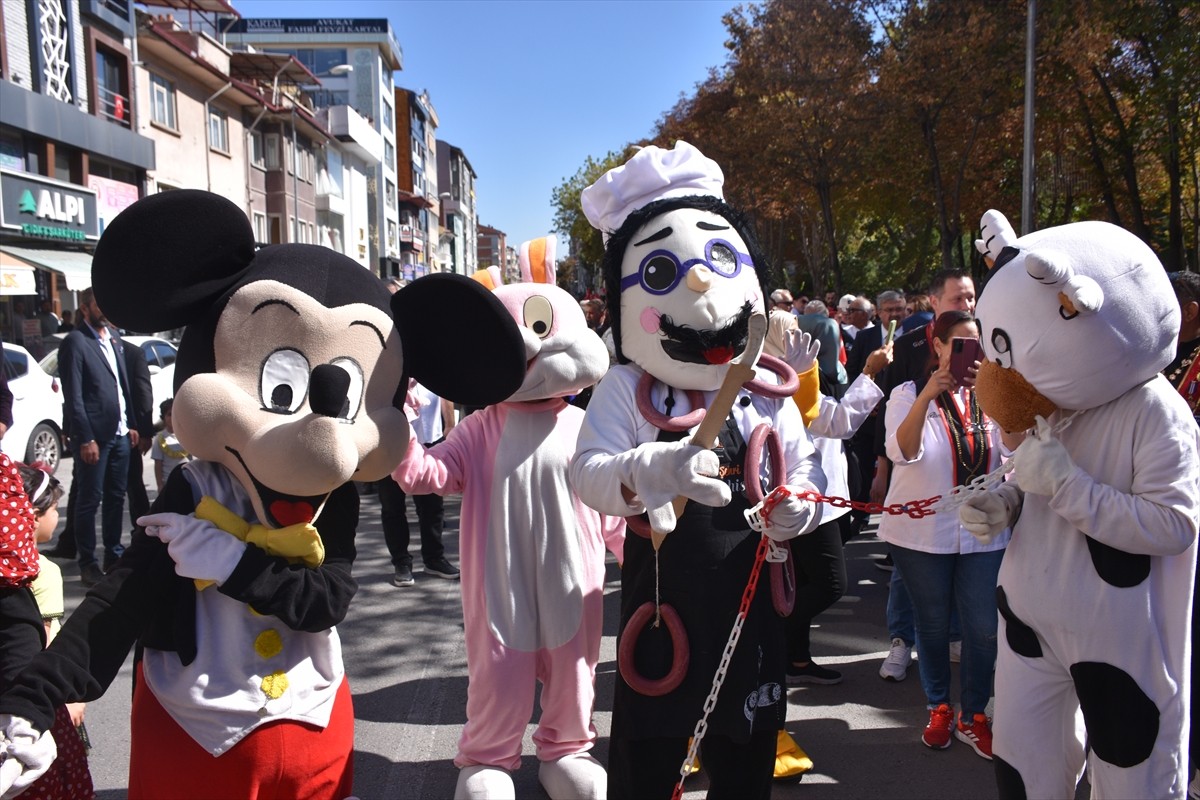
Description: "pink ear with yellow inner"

(470, 266), (504, 291)
(520, 235), (557, 285)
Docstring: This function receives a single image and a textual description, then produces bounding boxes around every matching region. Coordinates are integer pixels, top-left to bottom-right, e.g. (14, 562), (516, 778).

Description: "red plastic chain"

(796, 489), (942, 519)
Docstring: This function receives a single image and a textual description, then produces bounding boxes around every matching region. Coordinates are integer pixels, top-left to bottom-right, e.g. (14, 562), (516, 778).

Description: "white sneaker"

(949, 640), (962, 663)
(879, 637), (912, 682)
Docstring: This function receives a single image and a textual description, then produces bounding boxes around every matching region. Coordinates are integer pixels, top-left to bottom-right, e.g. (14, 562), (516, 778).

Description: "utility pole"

(1021, 0), (1037, 235)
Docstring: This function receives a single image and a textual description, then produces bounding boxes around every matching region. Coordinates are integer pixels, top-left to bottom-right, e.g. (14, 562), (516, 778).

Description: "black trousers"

(608, 729), (776, 800)
(374, 475), (446, 568)
(785, 518), (847, 663)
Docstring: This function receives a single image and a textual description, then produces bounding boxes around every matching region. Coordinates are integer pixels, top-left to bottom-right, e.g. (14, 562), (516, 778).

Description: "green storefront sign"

(0, 169), (99, 242)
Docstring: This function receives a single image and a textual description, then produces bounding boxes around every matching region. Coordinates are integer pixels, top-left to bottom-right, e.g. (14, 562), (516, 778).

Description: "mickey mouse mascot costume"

(0, 190), (524, 800)
(570, 142), (825, 799)
(959, 211), (1200, 799)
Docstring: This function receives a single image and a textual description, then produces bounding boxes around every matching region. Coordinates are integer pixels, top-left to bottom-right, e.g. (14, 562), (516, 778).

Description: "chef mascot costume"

(0, 190), (525, 800)
(570, 141), (825, 800)
(393, 235), (625, 800)
(959, 210), (1200, 799)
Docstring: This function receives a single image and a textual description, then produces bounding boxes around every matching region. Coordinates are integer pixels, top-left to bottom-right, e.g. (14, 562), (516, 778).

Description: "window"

(94, 47), (130, 128)
(264, 134), (280, 170)
(149, 73), (176, 129)
(385, 179), (395, 209)
(384, 140), (394, 171)
(208, 108), (229, 153)
(252, 212), (267, 243)
(382, 101), (393, 130)
(250, 131), (265, 169)
(289, 216), (296, 242)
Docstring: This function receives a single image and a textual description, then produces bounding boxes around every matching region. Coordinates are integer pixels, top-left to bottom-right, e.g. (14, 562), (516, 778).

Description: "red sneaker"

(955, 712), (993, 760)
(921, 703), (955, 750)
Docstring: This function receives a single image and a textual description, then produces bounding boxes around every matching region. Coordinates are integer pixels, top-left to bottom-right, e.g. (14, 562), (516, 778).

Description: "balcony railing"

(95, 85), (131, 128)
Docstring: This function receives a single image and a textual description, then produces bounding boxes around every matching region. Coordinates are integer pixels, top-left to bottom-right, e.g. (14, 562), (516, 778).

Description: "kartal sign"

(0, 169), (100, 243)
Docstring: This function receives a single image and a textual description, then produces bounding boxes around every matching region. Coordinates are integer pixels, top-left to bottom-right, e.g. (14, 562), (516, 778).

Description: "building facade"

(394, 87), (438, 281)
(436, 138), (476, 276)
(223, 16), (403, 278)
(0, 0), (155, 350)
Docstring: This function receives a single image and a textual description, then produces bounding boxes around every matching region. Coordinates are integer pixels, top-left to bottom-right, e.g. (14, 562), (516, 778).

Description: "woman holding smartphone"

(877, 309), (1009, 760)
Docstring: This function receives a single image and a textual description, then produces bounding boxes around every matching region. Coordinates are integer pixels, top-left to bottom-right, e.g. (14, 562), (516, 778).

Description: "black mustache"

(658, 302), (753, 352)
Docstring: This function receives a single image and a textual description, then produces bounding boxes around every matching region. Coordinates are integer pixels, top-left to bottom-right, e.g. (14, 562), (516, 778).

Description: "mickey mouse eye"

(261, 348), (309, 413)
(330, 358), (364, 420)
(523, 295), (554, 339)
(642, 254), (679, 293)
(989, 328), (1014, 369)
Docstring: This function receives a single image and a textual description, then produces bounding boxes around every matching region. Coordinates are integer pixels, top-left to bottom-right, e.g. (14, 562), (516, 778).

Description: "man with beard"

(571, 142), (824, 799)
(57, 287), (138, 587)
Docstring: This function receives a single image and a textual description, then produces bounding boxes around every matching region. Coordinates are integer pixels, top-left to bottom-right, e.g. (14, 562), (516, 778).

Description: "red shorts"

(128, 663), (354, 800)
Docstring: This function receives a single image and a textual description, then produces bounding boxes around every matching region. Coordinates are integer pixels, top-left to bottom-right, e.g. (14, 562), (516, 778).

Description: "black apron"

(612, 413), (787, 743)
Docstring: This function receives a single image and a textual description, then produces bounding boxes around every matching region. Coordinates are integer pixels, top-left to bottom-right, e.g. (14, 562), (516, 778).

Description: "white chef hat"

(581, 141), (724, 242)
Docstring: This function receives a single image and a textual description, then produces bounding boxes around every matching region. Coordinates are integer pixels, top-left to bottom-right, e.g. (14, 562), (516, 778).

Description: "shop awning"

(0, 250), (37, 295)
(0, 245), (92, 290)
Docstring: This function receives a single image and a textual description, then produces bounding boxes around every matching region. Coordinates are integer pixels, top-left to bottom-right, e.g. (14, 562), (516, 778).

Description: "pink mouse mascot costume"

(393, 235), (624, 800)
(959, 210), (1200, 799)
(0, 190), (525, 800)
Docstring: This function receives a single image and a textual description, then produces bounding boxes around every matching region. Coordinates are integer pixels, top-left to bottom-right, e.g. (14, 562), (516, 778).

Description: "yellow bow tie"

(191, 496), (325, 590)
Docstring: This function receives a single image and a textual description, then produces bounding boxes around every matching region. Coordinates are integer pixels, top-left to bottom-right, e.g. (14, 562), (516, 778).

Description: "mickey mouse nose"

(310, 363), (350, 418)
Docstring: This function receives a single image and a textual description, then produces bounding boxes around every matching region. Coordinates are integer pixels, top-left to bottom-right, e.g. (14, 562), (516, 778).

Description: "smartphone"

(949, 337), (983, 385)
(885, 319), (897, 345)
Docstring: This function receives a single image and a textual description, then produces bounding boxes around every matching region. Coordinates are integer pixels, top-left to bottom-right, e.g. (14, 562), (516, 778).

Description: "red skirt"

(128, 663), (354, 800)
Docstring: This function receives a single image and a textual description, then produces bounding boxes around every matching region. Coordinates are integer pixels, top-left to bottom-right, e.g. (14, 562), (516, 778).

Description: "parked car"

(38, 334), (177, 426)
(2, 342), (64, 474)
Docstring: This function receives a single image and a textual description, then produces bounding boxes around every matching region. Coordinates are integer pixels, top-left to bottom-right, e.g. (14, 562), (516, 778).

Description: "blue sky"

(230, 0), (741, 247)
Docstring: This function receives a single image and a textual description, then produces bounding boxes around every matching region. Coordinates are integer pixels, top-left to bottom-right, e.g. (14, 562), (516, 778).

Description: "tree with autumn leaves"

(551, 0), (1198, 301)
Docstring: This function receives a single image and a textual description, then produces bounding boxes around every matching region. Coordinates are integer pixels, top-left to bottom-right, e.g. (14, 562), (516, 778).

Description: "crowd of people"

(0, 167), (1196, 800)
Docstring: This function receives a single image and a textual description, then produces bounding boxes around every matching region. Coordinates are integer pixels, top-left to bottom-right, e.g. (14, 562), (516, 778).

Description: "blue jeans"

(887, 555), (962, 646)
(889, 545), (1003, 716)
(74, 434), (131, 569)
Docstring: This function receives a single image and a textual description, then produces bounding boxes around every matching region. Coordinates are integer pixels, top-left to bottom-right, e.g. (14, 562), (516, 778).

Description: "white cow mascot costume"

(959, 210), (1200, 799)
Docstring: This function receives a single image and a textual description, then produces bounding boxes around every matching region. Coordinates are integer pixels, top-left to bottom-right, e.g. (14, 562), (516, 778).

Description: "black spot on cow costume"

(0, 190), (525, 799)
(959, 210), (1200, 798)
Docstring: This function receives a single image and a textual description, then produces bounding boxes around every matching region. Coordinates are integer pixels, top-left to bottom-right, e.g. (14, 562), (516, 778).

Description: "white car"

(2, 342), (64, 474)
(38, 334), (178, 426)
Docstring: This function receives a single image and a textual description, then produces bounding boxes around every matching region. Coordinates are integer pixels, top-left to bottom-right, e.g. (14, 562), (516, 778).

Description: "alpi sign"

(0, 169), (99, 242)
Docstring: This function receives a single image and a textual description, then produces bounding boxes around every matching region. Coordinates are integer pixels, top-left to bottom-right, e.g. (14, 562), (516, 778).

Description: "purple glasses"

(620, 238), (755, 295)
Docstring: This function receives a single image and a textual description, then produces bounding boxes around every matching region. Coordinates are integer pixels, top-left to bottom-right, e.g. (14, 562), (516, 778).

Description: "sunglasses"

(620, 238), (755, 295)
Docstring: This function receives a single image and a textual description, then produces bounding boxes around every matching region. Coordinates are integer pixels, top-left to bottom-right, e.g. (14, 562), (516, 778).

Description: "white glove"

(1011, 415), (1076, 497)
(762, 485), (820, 541)
(0, 715), (56, 800)
(959, 487), (1019, 544)
(782, 329), (821, 376)
(621, 441), (731, 534)
(139, 512), (248, 585)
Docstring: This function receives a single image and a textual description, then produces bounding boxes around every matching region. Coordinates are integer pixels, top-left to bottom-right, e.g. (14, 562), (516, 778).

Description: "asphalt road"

(41, 453), (1088, 799)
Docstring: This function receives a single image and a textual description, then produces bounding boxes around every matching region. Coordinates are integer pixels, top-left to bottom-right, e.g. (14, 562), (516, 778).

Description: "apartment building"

(0, 0), (155, 345)
(223, 16), (403, 278)
(436, 139), (476, 276)
(394, 87), (438, 281)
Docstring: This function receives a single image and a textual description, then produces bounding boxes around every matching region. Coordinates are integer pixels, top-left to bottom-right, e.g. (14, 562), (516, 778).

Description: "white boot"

(538, 752), (606, 800)
(454, 765), (515, 800)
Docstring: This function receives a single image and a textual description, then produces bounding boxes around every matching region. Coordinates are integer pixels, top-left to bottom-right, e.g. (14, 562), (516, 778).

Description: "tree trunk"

(1092, 65), (1153, 244)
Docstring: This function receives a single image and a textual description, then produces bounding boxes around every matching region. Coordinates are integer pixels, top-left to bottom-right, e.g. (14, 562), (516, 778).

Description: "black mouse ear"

(92, 190), (256, 332)
(392, 273), (525, 407)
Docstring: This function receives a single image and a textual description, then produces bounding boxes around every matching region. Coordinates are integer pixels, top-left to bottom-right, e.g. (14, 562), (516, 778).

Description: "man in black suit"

(58, 287), (138, 586)
(123, 339), (155, 525)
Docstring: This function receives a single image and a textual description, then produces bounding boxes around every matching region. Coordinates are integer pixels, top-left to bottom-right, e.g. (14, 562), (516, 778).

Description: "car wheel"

(25, 423), (60, 474)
